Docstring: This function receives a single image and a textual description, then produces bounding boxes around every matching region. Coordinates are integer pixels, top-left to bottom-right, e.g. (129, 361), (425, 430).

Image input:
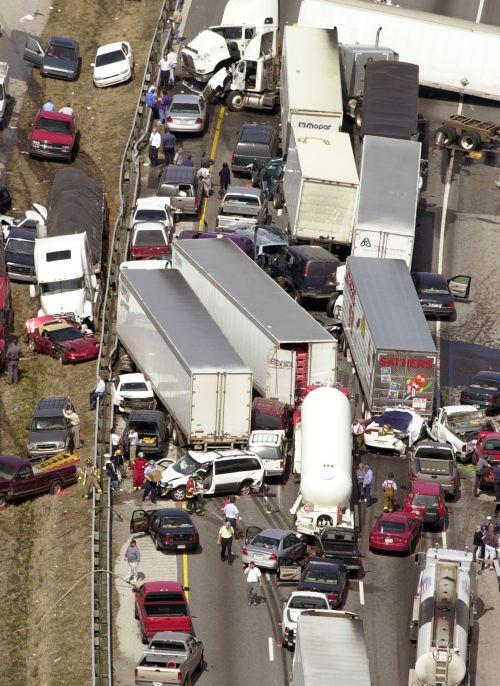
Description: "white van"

(160, 449), (264, 501)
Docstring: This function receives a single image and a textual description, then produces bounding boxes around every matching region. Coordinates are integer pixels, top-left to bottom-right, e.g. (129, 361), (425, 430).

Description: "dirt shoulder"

(0, 2), (162, 685)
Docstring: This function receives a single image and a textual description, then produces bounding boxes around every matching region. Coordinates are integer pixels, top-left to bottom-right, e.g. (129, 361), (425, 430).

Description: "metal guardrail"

(90, 2), (181, 684)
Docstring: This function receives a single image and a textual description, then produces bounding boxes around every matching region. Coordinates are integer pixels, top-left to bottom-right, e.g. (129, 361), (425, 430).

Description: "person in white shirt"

(158, 51), (170, 92)
(222, 497), (240, 538)
(59, 103), (74, 116)
(148, 126), (162, 166)
(352, 419), (365, 456)
(90, 376), (106, 410)
(166, 49), (177, 86)
(128, 426), (139, 466)
(244, 562), (263, 606)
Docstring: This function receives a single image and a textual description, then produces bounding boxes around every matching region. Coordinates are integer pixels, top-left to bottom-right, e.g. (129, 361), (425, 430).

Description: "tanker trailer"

(291, 386), (357, 535)
(409, 547), (477, 686)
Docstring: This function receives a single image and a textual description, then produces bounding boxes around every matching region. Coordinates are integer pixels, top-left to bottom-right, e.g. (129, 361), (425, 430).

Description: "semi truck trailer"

(117, 265), (253, 449)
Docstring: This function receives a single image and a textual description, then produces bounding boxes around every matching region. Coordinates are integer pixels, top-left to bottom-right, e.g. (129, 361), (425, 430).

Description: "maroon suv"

(29, 110), (77, 161)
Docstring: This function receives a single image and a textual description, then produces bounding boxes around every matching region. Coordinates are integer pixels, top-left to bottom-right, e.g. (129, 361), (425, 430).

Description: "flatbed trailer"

(435, 113), (500, 151)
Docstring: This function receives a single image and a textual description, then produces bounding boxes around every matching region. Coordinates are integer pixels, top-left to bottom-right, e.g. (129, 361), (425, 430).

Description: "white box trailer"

(341, 257), (437, 419)
(117, 265), (252, 449)
(292, 610), (371, 686)
(283, 129), (358, 245)
(280, 26), (343, 152)
(298, 0), (500, 101)
(172, 238), (337, 406)
(353, 136), (421, 267)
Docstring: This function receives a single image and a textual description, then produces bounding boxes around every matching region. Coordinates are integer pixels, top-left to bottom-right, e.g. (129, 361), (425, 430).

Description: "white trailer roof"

(172, 239), (334, 345)
(356, 136), (421, 237)
(120, 266), (251, 373)
(283, 25), (342, 116)
(221, 0), (278, 27)
(291, 130), (358, 185)
(295, 612), (371, 685)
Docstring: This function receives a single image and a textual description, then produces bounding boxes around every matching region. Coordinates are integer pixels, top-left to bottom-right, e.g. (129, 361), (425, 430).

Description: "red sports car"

(369, 512), (421, 553)
(402, 481), (446, 529)
(25, 316), (100, 364)
(472, 431), (500, 486)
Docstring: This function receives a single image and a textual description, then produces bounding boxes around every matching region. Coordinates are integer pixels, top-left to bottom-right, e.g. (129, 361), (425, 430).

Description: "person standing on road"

(173, 147), (184, 165)
(124, 539), (141, 582)
(482, 524), (498, 570)
(142, 460), (159, 504)
(89, 375), (106, 410)
(197, 165), (212, 196)
(162, 127), (176, 165)
(222, 496), (240, 537)
(363, 464), (374, 507)
(105, 456), (121, 491)
(200, 152), (213, 169)
(382, 472), (397, 513)
(128, 425), (139, 466)
(166, 48), (178, 86)
(474, 453), (491, 496)
(7, 339), (21, 385)
(158, 91), (172, 124)
(149, 126), (162, 166)
(473, 525), (484, 563)
(183, 154), (194, 167)
(170, 9), (182, 42)
(352, 419), (365, 456)
(133, 452), (148, 491)
(158, 51), (171, 92)
(218, 162), (231, 197)
(63, 404), (81, 451)
(217, 520), (235, 564)
(244, 561), (263, 606)
(356, 463), (367, 502)
(110, 428), (121, 455)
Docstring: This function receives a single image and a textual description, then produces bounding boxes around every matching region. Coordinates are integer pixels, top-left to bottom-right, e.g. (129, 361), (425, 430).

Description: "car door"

(24, 37), (45, 67)
(130, 509), (151, 534)
(282, 534), (304, 561)
(448, 275), (471, 300)
(213, 458), (240, 495)
(40, 330), (55, 355)
(11, 465), (39, 497)
(277, 558), (303, 583)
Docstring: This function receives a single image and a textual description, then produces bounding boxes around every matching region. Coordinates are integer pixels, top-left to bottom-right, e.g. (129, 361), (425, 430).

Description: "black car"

(130, 508), (200, 551)
(411, 272), (456, 319)
(5, 227), (36, 282)
(315, 527), (363, 575)
(272, 245), (341, 303)
(24, 36), (80, 80)
(123, 410), (169, 459)
(298, 557), (348, 608)
(460, 371), (500, 414)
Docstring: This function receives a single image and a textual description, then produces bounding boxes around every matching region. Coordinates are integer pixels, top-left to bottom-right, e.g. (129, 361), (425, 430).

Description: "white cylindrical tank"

(300, 386), (352, 507)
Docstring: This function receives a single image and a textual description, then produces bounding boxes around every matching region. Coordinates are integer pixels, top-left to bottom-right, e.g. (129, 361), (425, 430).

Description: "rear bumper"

(166, 121), (204, 134)
(40, 68), (77, 80)
(241, 553), (278, 570)
(369, 539), (410, 552)
(422, 305), (455, 318)
(160, 540), (198, 552)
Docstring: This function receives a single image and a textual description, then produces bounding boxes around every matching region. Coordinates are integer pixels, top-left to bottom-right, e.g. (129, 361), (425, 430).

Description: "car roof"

(287, 244), (340, 263)
(35, 396), (70, 414)
(153, 508), (191, 518)
(473, 370), (500, 382)
(288, 591), (329, 599)
(43, 321), (72, 333)
(132, 221), (166, 231)
(150, 631), (192, 641)
(170, 93), (200, 105)
(410, 480), (441, 495)
(96, 42), (126, 55)
(142, 581), (185, 592)
(412, 271), (448, 286)
(414, 441), (453, 451)
(239, 123), (275, 143)
(254, 528), (294, 538)
(135, 197), (169, 210)
(442, 405), (479, 414)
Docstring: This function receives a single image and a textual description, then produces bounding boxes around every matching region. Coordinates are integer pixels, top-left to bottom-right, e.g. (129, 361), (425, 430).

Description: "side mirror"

(29, 284), (36, 298)
(184, 586), (190, 592)
(90, 63), (95, 67)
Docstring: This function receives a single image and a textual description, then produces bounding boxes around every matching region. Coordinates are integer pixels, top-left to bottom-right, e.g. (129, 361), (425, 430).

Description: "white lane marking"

(476, 0), (485, 23)
(359, 580), (365, 606)
(442, 529), (448, 548)
(268, 636), (275, 661)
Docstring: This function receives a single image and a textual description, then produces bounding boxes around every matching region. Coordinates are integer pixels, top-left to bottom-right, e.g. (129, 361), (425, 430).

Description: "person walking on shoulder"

(482, 525), (498, 570)
(356, 463), (367, 502)
(63, 404), (81, 450)
(7, 339), (21, 385)
(163, 127), (176, 165)
(222, 496), (240, 537)
(142, 460), (159, 504)
(149, 126), (162, 166)
(124, 539), (141, 582)
(217, 520), (235, 564)
(474, 453), (490, 496)
(244, 561), (263, 606)
(382, 472), (397, 512)
(363, 464), (374, 507)
(218, 163), (231, 197)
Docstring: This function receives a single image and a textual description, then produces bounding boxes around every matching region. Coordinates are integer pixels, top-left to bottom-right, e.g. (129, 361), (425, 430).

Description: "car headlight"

(31, 141), (41, 149)
(55, 440), (66, 449)
(120, 68), (130, 76)
(61, 145), (71, 152)
(28, 443), (37, 451)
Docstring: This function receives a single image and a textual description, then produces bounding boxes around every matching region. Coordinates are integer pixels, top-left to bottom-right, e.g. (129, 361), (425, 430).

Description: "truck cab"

(0, 62), (10, 129)
(134, 582), (193, 643)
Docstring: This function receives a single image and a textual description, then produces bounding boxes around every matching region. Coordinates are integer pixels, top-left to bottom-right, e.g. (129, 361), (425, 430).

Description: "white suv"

(160, 449), (264, 501)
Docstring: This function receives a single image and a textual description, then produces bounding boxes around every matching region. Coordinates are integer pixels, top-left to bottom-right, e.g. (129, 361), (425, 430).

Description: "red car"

(134, 581), (192, 643)
(25, 316), (99, 364)
(472, 431), (500, 486)
(369, 512), (421, 553)
(130, 222), (172, 260)
(29, 109), (77, 161)
(402, 480), (446, 529)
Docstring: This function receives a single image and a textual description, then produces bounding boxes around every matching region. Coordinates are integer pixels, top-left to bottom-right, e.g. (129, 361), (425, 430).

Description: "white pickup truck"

(428, 405), (495, 463)
(135, 632), (204, 685)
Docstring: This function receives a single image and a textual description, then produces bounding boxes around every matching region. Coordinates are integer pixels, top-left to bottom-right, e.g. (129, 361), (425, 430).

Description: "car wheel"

(154, 535), (162, 551)
(239, 481), (252, 496)
(197, 651), (204, 672)
(226, 91), (245, 112)
(134, 604), (139, 620)
(272, 189), (284, 210)
(28, 337), (36, 352)
(326, 293), (339, 319)
(172, 486), (186, 502)
(57, 350), (67, 365)
(49, 480), (63, 495)
(0, 493), (8, 508)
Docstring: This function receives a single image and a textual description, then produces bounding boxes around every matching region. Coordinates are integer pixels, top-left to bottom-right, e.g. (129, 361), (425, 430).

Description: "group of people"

(42, 100), (74, 115)
(473, 515), (500, 570)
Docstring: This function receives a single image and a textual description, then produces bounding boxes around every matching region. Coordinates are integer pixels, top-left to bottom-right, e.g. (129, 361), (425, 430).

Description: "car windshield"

(95, 50), (124, 67)
(6, 238), (35, 254)
(170, 102), (200, 113)
(470, 379), (500, 391)
(416, 448), (452, 460)
(133, 230), (167, 247)
(46, 44), (75, 60)
(40, 277), (85, 294)
(413, 494), (438, 507)
(379, 520), (406, 534)
(135, 209), (166, 222)
(149, 640), (186, 651)
(251, 445), (280, 461)
(121, 382), (148, 392)
(31, 416), (65, 431)
(484, 439), (500, 451)
(323, 531), (356, 543)
(303, 569), (338, 585)
(289, 596), (328, 610)
(159, 516), (191, 529)
(419, 286), (449, 295)
(173, 454), (202, 476)
(48, 327), (84, 342)
(251, 535), (280, 549)
(0, 462), (18, 480)
(36, 117), (72, 134)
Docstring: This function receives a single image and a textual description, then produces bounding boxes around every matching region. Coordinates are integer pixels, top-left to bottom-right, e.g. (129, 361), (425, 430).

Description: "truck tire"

(226, 91), (245, 112)
(434, 125), (455, 147)
(0, 493), (8, 508)
(326, 293), (339, 319)
(49, 480), (63, 495)
(459, 131), (481, 151)
(272, 188), (284, 209)
(172, 486), (186, 502)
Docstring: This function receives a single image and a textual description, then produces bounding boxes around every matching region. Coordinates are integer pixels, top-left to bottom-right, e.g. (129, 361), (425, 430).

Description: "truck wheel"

(226, 91), (245, 112)
(272, 189), (284, 210)
(459, 131), (481, 151)
(251, 169), (259, 187)
(49, 480), (63, 495)
(0, 493), (8, 508)
(434, 125), (456, 147)
(239, 480), (252, 496)
(326, 293), (339, 319)
(172, 486), (186, 502)
(28, 337), (36, 352)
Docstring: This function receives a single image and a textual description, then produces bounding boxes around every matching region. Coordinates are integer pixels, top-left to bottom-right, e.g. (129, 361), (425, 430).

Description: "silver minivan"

(157, 166), (203, 216)
(409, 441), (460, 497)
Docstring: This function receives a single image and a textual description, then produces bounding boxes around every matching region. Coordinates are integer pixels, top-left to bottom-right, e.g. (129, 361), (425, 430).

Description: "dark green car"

(231, 123), (279, 174)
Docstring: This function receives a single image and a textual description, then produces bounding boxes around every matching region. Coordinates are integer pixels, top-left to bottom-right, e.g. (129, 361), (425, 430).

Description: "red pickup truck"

(29, 109), (77, 161)
(134, 581), (193, 644)
(0, 454), (77, 507)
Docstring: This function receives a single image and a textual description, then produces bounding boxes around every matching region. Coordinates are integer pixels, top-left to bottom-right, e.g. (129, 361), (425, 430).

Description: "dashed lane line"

(199, 105), (226, 230)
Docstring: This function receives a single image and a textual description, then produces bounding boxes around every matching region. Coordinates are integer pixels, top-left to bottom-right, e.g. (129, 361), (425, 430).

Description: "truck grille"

(35, 443), (57, 451)
(180, 52), (195, 71)
(8, 264), (35, 276)
(38, 142), (63, 152)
